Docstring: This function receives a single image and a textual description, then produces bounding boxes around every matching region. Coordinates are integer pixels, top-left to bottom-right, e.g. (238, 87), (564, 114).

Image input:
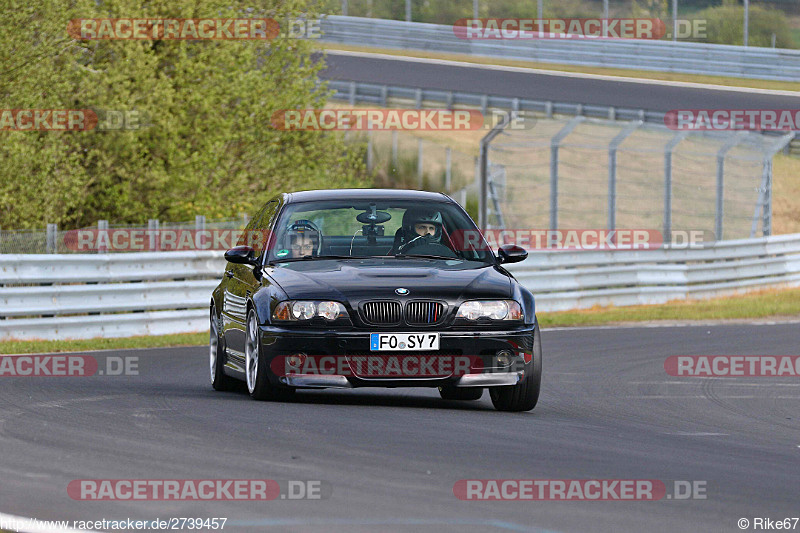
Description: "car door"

(222, 200), (280, 358)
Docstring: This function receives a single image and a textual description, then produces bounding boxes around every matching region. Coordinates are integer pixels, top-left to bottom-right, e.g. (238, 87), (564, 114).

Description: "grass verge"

(320, 43), (800, 92)
(0, 332), (207, 355)
(539, 287), (800, 327)
(1, 288), (799, 353)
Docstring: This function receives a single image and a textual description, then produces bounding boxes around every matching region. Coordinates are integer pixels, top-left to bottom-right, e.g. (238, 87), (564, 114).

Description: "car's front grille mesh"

(406, 301), (444, 324)
(362, 301), (402, 324)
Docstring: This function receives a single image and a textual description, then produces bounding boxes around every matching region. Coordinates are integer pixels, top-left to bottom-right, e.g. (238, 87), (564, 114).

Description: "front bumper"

(280, 372), (521, 388)
(260, 325), (535, 389)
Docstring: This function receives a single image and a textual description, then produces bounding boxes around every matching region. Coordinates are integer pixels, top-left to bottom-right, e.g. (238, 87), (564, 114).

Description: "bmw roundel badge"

(395, 288), (409, 295)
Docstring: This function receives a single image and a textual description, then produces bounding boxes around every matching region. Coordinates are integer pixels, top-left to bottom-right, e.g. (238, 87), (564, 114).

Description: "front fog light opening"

(495, 350), (513, 367)
(285, 353), (307, 373)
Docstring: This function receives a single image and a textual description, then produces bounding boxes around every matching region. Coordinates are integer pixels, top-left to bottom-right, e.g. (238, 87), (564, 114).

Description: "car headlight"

(456, 300), (523, 321)
(273, 301), (348, 321)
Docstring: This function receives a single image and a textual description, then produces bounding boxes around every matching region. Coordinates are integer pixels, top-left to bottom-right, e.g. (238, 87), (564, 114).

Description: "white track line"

(325, 49), (800, 96)
(0, 512), (95, 533)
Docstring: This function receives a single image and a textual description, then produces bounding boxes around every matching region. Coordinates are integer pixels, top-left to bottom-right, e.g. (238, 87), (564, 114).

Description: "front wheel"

(489, 321), (542, 412)
(245, 309), (295, 401)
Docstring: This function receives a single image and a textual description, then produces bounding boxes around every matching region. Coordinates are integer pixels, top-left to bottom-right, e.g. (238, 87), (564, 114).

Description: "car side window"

(256, 200), (280, 256)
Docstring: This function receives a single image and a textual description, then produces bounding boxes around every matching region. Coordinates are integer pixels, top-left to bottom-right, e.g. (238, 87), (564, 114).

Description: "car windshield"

(267, 199), (495, 264)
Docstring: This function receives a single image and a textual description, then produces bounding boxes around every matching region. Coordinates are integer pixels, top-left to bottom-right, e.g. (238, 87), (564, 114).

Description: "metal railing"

(506, 233), (800, 312)
(0, 252), (225, 341)
(319, 15), (800, 81)
(2, 234), (800, 340)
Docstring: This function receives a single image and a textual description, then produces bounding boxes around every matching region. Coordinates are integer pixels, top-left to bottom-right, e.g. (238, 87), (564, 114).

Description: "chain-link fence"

(485, 115), (793, 239)
(0, 215), (249, 254)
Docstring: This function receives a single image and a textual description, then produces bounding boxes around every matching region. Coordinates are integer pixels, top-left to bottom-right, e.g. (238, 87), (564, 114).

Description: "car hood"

(265, 258), (512, 304)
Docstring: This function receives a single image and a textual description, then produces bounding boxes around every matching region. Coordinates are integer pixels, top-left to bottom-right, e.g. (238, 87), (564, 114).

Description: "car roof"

(285, 189), (451, 204)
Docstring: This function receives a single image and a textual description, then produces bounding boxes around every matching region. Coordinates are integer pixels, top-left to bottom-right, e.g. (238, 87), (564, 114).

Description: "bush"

(690, 3), (794, 47)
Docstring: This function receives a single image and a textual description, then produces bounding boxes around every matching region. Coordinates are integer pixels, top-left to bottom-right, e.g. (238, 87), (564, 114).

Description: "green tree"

(0, 0), (369, 229)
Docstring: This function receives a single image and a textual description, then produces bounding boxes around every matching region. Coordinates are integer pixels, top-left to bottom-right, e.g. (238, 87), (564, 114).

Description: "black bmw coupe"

(210, 189), (542, 411)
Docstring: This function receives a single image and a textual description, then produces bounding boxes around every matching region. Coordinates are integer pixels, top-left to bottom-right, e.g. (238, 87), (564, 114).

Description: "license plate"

(370, 333), (439, 351)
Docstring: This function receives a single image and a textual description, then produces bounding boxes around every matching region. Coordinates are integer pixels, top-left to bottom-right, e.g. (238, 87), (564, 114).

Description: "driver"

(395, 208), (444, 253)
(284, 219), (322, 258)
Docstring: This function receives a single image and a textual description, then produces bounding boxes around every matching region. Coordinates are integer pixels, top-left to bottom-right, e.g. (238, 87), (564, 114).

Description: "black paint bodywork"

(211, 189), (538, 388)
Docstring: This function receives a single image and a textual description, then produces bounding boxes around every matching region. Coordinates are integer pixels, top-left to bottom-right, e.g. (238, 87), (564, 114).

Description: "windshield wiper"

(269, 255), (376, 265)
(394, 254), (462, 261)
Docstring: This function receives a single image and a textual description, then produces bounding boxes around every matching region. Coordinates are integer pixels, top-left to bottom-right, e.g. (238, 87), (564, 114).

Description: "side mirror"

(224, 245), (258, 266)
(497, 244), (528, 264)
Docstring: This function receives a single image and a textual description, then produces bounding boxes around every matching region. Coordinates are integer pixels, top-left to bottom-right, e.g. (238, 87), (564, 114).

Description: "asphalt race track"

(320, 51), (800, 113)
(2, 323), (799, 532)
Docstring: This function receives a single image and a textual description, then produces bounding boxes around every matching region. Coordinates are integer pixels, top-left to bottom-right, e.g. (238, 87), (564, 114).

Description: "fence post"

(479, 113), (511, 231)
(664, 131), (689, 243)
(754, 132), (795, 237)
(608, 121), (641, 231)
(367, 130), (374, 171)
(380, 85), (387, 107)
(342, 0), (347, 16)
(46, 223), (57, 254)
(549, 116), (584, 230)
(348, 81), (356, 106)
(445, 147), (452, 193)
(415, 88), (422, 109)
(148, 218), (160, 251)
(391, 130), (398, 169)
(715, 133), (747, 241)
(97, 220), (108, 253)
(195, 215), (206, 231)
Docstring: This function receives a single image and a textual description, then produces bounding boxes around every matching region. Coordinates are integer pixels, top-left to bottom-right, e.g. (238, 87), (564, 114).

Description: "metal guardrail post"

(195, 215), (206, 231)
(46, 224), (57, 254)
(664, 131), (690, 243)
(608, 121), (642, 232)
(479, 113), (511, 231)
(715, 133), (747, 241)
(414, 88), (422, 109)
(549, 116), (585, 230)
(97, 220), (108, 254)
(348, 82), (356, 106)
(148, 219), (159, 251)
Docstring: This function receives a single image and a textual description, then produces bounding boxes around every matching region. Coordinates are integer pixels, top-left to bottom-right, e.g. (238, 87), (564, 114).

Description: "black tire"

(245, 309), (295, 402)
(438, 385), (483, 401)
(210, 304), (237, 391)
(489, 320), (542, 412)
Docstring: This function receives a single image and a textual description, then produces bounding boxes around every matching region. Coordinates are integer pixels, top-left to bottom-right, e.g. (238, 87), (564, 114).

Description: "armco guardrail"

(2, 235), (799, 340)
(505, 234), (800, 312)
(0, 252), (225, 341)
(319, 16), (800, 82)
